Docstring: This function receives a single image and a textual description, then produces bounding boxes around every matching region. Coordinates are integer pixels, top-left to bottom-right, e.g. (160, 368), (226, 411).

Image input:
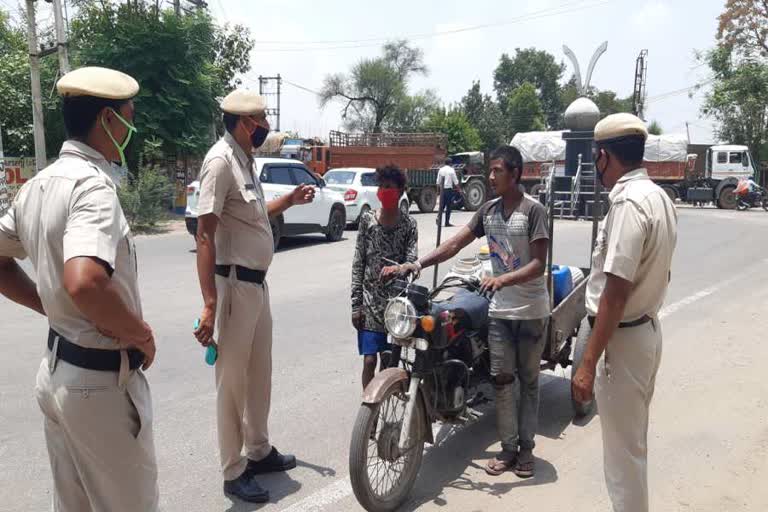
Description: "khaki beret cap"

(57, 66), (139, 99)
(220, 89), (267, 116)
(594, 113), (648, 142)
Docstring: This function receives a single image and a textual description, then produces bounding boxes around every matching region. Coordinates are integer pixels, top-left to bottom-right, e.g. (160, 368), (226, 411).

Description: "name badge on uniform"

(245, 184), (256, 190)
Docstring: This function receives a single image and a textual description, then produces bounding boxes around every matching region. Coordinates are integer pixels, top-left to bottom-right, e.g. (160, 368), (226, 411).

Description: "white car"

(323, 168), (409, 227)
(186, 158), (346, 249)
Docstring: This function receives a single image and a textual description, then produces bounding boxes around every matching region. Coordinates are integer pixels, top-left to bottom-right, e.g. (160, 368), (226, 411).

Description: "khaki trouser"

(595, 319), (663, 512)
(215, 274), (273, 481)
(35, 354), (159, 512)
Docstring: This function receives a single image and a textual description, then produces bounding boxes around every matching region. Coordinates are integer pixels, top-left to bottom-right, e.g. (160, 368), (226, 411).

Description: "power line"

(252, 0), (617, 52)
(283, 79), (322, 96)
(646, 79), (714, 103)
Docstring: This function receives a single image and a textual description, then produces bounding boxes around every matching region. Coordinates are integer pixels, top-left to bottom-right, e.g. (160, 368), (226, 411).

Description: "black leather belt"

(48, 329), (144, 372)
(215, 264), (266, 284)
(587, 315), (653, 329)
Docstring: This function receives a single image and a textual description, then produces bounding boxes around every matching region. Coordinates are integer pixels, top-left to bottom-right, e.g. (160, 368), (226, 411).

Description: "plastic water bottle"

(193, 318), (218, 366)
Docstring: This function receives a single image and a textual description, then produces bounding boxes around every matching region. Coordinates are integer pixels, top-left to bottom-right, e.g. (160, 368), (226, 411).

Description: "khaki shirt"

(197, 133), (273, 270)
(0, 141), (142, 349)
(586, 168), (677, 321)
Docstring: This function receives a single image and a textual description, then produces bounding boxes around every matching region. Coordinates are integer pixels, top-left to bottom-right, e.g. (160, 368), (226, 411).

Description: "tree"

(387, 90), (440, 132)
(648, 120), (663, 135)
(319, 40), (428, 133)
(505, 83), (546, 136)
(69, 1), (253, 161)
(460, 81), (508, 152)
(213, 23), (256, 92)
(493, 48), (564, 128)
(0, 12), (63, 157)
(702, 45), (768, 160)
(421, 108), (482, 154)
(717, 0), (768, 57)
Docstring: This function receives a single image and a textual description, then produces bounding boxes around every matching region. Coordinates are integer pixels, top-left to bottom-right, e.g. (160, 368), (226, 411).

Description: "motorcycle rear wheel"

(349, 381), (426, 512)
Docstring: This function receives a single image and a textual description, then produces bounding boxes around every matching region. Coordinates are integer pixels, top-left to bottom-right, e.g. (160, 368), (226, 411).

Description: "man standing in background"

(437, 157), (460, 227)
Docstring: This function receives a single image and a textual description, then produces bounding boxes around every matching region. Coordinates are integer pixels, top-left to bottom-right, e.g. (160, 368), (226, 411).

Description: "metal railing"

(570, 153), (583, 218)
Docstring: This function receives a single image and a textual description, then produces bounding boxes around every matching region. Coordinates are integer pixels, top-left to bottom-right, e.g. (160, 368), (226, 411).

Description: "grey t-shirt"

(467, 195), (550, 320)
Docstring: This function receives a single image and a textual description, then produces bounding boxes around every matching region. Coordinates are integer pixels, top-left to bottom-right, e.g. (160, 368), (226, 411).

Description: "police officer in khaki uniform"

(572, 113), (677, 512)
(0, 67), (158, 511)
(194, 89), (314, 503)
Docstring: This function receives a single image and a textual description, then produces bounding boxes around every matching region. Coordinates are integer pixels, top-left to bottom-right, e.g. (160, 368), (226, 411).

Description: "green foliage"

(702, 45), (768, 160)
(387, 90), (440, 132)
(505, 83), (546, 136)
(421, 108), (481, 154)
(494, 48), (564, 128)
(118, 145), (175, 231)
(459, 81), (507, 153)
(0, 13), (64, 157)
(319, 40), (428, 133)
(648, 120), (663, 135)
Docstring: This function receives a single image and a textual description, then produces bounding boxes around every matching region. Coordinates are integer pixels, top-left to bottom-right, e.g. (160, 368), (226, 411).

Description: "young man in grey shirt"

(388, 146), (550, 478)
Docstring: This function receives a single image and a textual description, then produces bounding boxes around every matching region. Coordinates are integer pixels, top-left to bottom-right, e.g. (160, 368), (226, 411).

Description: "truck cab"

(706, 145), (756, 181)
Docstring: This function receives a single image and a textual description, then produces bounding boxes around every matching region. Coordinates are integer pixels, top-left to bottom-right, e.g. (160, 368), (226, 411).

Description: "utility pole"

(258, 75), (282, 131)
(25, 0), (47, 171)
(685, 121), (691, 143)
(632, 49), (649, 120)
(173, 0), (180, 15)
(51, 0), (70, 73)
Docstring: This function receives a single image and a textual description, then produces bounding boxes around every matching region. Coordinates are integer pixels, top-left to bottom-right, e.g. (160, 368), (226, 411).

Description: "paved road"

(2, 206), (768, 511)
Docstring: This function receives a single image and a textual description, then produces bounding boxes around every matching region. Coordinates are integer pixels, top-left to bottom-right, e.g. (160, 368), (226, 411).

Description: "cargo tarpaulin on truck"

(644, 134), (688, 162)
(510, 131), (567, 163)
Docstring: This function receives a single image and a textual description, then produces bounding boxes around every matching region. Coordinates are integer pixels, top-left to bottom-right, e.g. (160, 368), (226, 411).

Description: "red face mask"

(377, 188), (400, 210)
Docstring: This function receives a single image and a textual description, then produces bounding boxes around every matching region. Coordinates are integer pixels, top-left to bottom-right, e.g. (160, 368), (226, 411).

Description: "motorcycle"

(348, 271), (493, 512)
(736, 185), (768, 211)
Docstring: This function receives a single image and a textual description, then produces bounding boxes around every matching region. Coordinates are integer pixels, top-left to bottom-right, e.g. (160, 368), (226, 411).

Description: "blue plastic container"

(552, 265), (573, 306)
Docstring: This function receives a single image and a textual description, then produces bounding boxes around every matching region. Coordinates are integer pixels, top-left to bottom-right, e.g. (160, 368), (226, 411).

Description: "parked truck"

(307, 131), (490, 212)
(511, 131), (757, 209)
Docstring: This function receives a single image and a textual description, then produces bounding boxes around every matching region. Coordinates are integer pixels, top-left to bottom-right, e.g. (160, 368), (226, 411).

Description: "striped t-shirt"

(467, 195), (550, 320)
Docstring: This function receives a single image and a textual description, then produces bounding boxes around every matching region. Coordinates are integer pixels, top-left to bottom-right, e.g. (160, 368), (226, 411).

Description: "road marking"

(279, 266), (765, 512)
(278, 478), (352, 512)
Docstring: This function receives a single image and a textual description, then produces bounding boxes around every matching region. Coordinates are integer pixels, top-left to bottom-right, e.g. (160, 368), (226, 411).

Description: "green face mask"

(101, 108), (137, 169)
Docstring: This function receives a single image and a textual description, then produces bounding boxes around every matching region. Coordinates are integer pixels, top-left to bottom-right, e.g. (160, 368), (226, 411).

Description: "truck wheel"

(661, 186), (677, 203)
(463, 180), (487, 211)
(717, 186), (738, 210)
(417, 187), (437, 213)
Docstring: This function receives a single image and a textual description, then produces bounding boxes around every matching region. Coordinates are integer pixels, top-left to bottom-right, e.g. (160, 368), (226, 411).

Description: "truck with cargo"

(510, 131), (756, 209)
(312, 131), (489, 212)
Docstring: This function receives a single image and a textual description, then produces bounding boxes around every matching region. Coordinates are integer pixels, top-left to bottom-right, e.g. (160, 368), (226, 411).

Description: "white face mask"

(105, 162), (128, 188)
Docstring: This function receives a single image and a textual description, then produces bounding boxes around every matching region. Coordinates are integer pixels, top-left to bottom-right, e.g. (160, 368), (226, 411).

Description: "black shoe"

(247, 447), (297, 475)
(445, 223), (455, 227)
(223, 472), (269, 503)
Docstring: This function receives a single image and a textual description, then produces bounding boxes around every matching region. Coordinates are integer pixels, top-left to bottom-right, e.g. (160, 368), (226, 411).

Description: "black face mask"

(595, 151), (608, 187)
(251, 125), (269, 149)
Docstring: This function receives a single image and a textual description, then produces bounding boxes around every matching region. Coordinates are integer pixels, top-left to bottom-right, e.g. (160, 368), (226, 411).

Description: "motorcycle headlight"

(384, 297), (418, 339)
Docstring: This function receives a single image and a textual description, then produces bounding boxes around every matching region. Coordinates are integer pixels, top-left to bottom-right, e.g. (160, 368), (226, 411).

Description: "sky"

(0, 0), (726, 144)
(208, 0), (724, 144)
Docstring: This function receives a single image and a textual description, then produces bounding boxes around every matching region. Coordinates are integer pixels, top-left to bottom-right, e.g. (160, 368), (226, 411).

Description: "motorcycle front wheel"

(762, 196), (768, 212)
(349, 381), (426, 512)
